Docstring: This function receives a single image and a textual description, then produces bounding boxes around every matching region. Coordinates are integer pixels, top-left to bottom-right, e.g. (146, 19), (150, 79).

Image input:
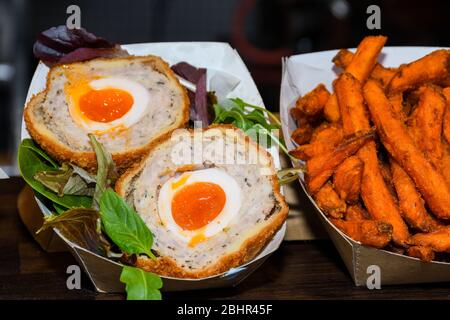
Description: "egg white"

(68, 77), (150, 133)
(157, 168), (242, 246)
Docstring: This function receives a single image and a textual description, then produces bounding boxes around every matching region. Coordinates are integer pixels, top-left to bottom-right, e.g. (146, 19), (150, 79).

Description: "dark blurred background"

(1, 0), (450, 174)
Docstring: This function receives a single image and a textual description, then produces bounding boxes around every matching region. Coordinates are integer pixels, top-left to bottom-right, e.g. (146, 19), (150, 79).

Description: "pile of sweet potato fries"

(289, 36), (450, 262)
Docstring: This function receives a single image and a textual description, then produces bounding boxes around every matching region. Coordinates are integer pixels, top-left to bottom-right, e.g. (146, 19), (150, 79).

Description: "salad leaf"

(18, 139), (92, 209)
(99, 189), (155, 259)
(53, 202), (67, 215)
(38, 208), (111, 256)
(171, 62), (205, 84)
(194, 71), (210, 126)
(89, 134), (118, 208)
(213, 98), (280, 130)
(212, 98), (299, 161)
(33, 25), (128, 66)
(20, 139), (59, 168)
(34, 163), (96, 197)
(277, 167), (306, 185)
(230, 98), (282, 126)
(171, 62), (211, 126)
(120, 266), (162, 300)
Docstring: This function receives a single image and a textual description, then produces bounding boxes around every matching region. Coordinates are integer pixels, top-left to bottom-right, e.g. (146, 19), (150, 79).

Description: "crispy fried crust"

(24, 55), (190, 172)
(115, 125), (289, 279)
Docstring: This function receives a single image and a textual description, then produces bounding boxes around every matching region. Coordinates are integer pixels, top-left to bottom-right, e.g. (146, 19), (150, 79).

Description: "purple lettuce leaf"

(172, 62), (212, 126)
(33, 25), (127, 66)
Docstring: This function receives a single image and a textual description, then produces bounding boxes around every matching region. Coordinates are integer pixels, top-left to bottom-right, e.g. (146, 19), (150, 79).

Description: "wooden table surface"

(1, 177), (449, 300)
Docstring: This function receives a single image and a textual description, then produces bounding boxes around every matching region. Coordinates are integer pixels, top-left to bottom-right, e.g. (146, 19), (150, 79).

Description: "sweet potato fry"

(438, 76), (450, 87)
(333, 48), (396, 87)
(443, 87), (450, 145)
(334, 70), (409, 245)
(363, 79), (450, 220)
(441, 146), (450, 187)
(407, 85), (446, 167)
(290, 138), (342, 161)
(290, 124), (344, 160)
(389, 93), (404, 118)
(310, 122), (341, 143)
(440, 88), (450, 187)
(406, 246), (435, 262)
(387, 49), (450, 94)
(323, 36), (387, 124)
(390, 159), (442, 232)
(334, 72), (370, 135)
(346, 204), (370, 221)
(290, 108), (314, 145)
(332, 48), (353, 69)
(333, 156), (363, 203)
(379, 159), (396, 196)
(306, 130), (374, 194)
(330, 218), (392, 249)
(344, 36), (387, 83)
(409, 226), (450, 253)
(291, 126), (313, 145)
(295, 84), (330, 116)
(290, 107), (309, 127)
(371, 65), (397, 88)
(314, 182), (346, 219)
(358, 141), (410, 246)
(323, 94), (340, 122)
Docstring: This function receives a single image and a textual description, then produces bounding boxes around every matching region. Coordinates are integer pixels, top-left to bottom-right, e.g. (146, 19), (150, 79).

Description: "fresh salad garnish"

(19, 136), (162, 300)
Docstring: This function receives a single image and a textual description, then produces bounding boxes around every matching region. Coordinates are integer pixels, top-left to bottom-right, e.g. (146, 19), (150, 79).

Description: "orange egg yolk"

(79, 88), (133, 123)
(171, 182), (226, 231)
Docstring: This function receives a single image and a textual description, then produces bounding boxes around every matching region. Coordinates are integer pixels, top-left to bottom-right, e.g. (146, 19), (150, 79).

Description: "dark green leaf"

(18, 139), (92, 209)
(89, 134), (118, 209)
(120, 266), (162, 300)
(20, 139), (59, 168)
(53, 202), (67, 214)
(99, 189), (155, 258)
(38, 208), (111, 256)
